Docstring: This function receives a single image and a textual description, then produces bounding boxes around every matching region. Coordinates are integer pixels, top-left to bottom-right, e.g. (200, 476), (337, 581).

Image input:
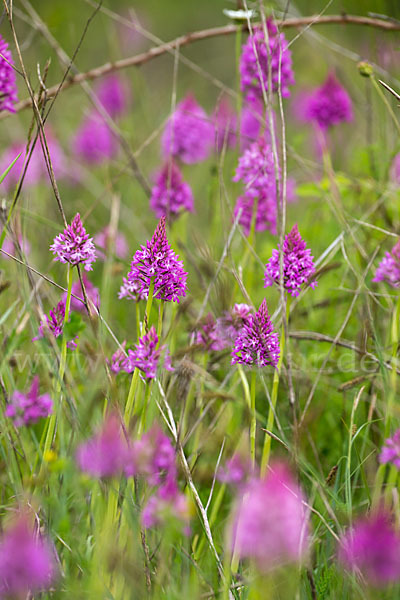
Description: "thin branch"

(1, 13), (400, 120)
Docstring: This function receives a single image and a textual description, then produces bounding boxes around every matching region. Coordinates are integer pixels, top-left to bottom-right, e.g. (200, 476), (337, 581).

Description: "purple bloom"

(33, 300), (79, 350)
(94, 226), (129, 261)
(0, 35), (18, 113)
(233, 138), (278, 235)
(50, 213), (96, 271)
(195, 313), (226, 351)
(240, 22), (294, 103)
(129, 426), (177, 485)
(231, 299), (279, 368)
(34, 301), (66, 340)
(161, 94), (214, 164)
(150, 161), (194, 219)
(0, 132), (67, 193)
(108, 342), (128, 375)
(5, 376), (52, 427)
(213, 97), (237, 152)
(264, 224), (317, 297)
(218, 453), (253, 488)
(339, 512), (400, 587)
(118, 276), (146, 302)
(96, 74), (128, 118)
(142, 477), (189, 530)
(197, 305), (253, 352)
(120, 216), (187, 303)
(379, 429), (400, 469)
(231, 462), (309, 571)
(63, 274), (100, 313)
(2, 234), (31, 258)
(0, 515), (55, 597)
(300, 73), (353, 130)
(215, 303), (253, 348)
(76, 413), (131, 478)
(240, 101), (263, 150)
(73, 112), (117, 164)
(373, 240), (400, 288)
(124, 326), (173, 380)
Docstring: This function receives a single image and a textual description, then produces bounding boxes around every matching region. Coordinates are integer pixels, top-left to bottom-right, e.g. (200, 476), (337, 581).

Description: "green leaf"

(0, 152), (21, 185)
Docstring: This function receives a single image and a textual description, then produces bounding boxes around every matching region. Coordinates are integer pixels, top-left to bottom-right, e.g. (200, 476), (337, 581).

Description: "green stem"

(250, 370), (256, 466)
(372, 295), (400, 508)
(124, 280), (155, 423)
(139, 381), (153, 435)
(41, 264), (73, 462)
(260, 300), (289, 475)
(157, 300), (164, 341)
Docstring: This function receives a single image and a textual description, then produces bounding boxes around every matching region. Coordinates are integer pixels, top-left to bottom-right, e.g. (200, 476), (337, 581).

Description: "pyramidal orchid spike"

(231, 299), (279, 368)
(264, 224), (317, 297)
(119, 216), (187, 303)
(50, 213), (96, 271)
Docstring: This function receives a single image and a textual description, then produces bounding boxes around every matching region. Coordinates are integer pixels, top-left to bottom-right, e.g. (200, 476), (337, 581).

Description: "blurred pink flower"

(5, 376), (52, 427)
(129, 426), (177, 485)
(94, 225), (129, 260)
(76, 413), (131, 478)
(339, 512), (400, 586)
(373, 239), (400, 288)
(161, 94), (214, 164)
(0, 515), (56, 597)
(379, 429), (400, 469)
(296, 73), (353, 130)
(63, 274), (100, 313)
(213, 97), (237, 152)
(2, 234), (31, 258)
(0, 131), (67, 192)
(73, 112), (117, 164)
(231, 462), (310, 571)
(150, 161), (194, 219)
(142, 477), (189, 530)
(96, 74), (129, 119)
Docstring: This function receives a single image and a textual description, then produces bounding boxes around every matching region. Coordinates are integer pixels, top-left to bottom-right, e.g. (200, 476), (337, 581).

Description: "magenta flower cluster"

(150, 161), (194, 219)
(196, 304), (253, 351)
(73, 113), (116, 164)
(231, 299), (279, 368)
(50, 213), (97, 271)
(213, 97), (237, 152)
(0, 131), (68, 193)
(239, 22), (294, 103)
(162, 94), (213, 164)
(33, 300), (78, 350)
(5, 376), (52, 427)
(77, 419), (188, 529)
(301, 73), (353, 130)
(231, 462), (309, 571)
(218, 453), (253, 489)
(0, 515), (56, 597)
(34, 300), (65, 340)
(379, 429), (400, 469)
(373, 239), (400, 288)
(264, 224), (317, 297)
(233, 137), (278, 235)
(77, 413), (132, 478)
(339, 512), (400, 587)
(94, 225), (129, 261)
(123, 326), (173, 380)
(0, 35), (18, 113)
(96, 74), (128, 119)
(120, 216), (187, 303)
